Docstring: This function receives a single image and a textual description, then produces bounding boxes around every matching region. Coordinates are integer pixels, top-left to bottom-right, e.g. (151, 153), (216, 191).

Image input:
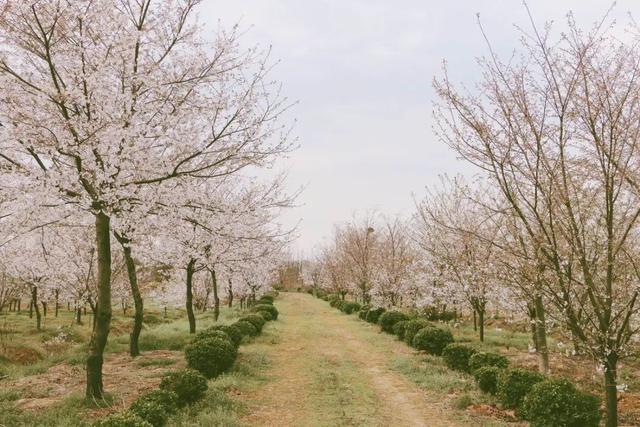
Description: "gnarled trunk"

(85, 211), (112, 399)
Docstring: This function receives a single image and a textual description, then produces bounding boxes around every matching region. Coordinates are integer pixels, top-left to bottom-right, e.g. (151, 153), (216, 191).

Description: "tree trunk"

(85, 211), (113, 399)
(604, 354), (618, 427)
(186, 259), (196, 334)
(29, 300), (33, 318)
(55, 289), (59, 317)
(478, 308), (484, 342)
(17, 298), (20, 313)
(32, 286), (41, 331)
(116, 234), (144, 358)
(473, 310), (477, 331)
(228, 278), (233, 308)
(527, 302), (538, 350)
(533, 295), (550, 374)
(76, 306), (82, 324)
(210, 268), (220, 321)
(42, 301), (47, 317)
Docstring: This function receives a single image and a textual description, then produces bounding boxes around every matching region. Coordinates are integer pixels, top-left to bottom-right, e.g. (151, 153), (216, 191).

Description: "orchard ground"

(1, 293), (639, 426)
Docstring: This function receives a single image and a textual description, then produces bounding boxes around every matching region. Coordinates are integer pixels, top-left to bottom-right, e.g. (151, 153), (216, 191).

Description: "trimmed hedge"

(412, 327), (454, 355)
(403, 319), (432, 346)
(340, 301), (361, 314)
(473, 366), (502, 395)
(130, 390), (178, 427)
(522, 379), (600, 427)
(234, 320), (259, 337)
(358, 306), (371, 320)
(184, 337), (237, 378)
(208, 324), (242, 347)
(392, 320), (409, 340)
(365, 307), (386, 324)
(468, 351), (509, 373)
(241, 314), (266, 332)
(95, 411), (152, 427)
(378, 311), (410, 334)
(442, 343), (477, 372)
(257, 310), (274, 321)
(159, 368), (208, 406)
(257, 295), (274, 304)
(251, 304), (278, 320)
(193, 328), (235, 348)
(497, 368), (545, 410)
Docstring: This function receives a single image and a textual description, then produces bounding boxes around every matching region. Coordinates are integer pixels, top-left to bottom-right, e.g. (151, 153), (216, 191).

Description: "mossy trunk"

(186, 259), (196, 334)
(85, 211), (112, 399)
(116, 234), (144, 358)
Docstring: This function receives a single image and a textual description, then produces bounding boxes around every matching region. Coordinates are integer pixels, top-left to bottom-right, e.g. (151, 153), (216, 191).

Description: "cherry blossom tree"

(0, 0), (292, 398)
(434, 10), (640, 424)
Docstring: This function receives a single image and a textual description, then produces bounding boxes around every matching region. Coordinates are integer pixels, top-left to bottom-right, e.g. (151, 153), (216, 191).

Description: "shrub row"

(97, 294), (279, 427)
(317, 292), (600, 427)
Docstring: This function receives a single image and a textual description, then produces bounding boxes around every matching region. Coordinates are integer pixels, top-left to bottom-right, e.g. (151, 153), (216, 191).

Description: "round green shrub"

(257, 295), (274, 304)
(358, 306), (371, 320)
(392, 320), (409, 340)
(95, 411), (152, 427)
(257, 310), (274, 321)
(193, 328), (235, 348)
(251, 304), (278, 320)
(442, 343), (477, 372)
(184, 337), (237, 378)
(234, 320), (259, 337)
(241, 314), (266, 332)
(365, 307), (386, 324)
(335, 300), (347, 311)
(403, 319), (432, 346)
(468, 351), (510, 373)
(378, 311), (410, 334)
(521, 378), (600, 427)
(473, 366), (502, 395)
(497, 368), (545, 409)
(341, 301), (361, 314)
(329, 296), (341, 308)
(208, 324), (242, 347)
(130, 389), (178, 427)
(159, 368), (208, 406)
(412, 327), (454, 355)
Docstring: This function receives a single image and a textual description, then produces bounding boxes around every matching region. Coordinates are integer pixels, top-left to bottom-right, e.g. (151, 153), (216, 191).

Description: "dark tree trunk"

(55, 289), (59, 317)
(478, 308), (484, 342)
(85, 211), (113, 399)
(210, 268), (220, 321)
(76, 306), (82, 324)
(17, 298), (21, 313)
(42, 301), (47, 317)
(228, 278), (233, 308)
(186, 259), (196, 334)
(473, 310), (477, 331)
(29, 300), (33, 318)
(604, 354), (618, 427)
(116, 234), (144, 358)
(32, 286), (41, 331)
(533, 294), (549, 374)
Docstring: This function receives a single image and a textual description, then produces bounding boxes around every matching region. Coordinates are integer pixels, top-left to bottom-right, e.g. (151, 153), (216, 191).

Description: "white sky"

(202, 0), (637, 254)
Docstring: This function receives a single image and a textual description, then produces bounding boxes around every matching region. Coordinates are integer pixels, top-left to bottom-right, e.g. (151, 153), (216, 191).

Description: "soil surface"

(241, 293), (466, 427)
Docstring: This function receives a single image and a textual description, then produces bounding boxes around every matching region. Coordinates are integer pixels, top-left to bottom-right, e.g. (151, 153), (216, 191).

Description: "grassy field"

(0, 302), (267, 426)
(3, 293), (639, 426)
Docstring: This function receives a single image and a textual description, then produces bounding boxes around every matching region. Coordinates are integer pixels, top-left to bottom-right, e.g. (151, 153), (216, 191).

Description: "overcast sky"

(202, 0), (637, 255)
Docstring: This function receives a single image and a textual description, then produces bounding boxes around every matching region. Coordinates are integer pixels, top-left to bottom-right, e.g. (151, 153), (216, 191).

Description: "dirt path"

(242, 293), (468, 427)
